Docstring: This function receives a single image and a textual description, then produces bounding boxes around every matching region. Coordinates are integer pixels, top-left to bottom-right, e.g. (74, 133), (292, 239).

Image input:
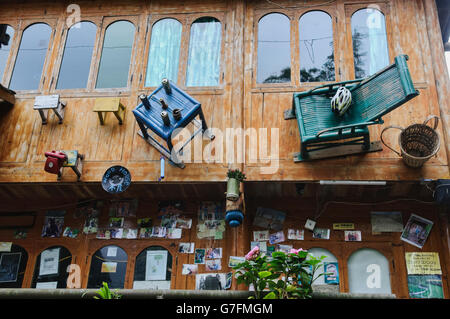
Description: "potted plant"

(226, 169), (246, 201)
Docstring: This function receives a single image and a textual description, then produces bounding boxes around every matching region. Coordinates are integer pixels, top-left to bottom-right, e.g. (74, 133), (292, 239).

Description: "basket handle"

(423, 115), (439, 130)
(380, 126), (404, 157)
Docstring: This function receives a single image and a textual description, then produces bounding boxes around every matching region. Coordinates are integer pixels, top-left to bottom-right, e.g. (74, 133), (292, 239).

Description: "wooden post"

(423, 0), (450, 168)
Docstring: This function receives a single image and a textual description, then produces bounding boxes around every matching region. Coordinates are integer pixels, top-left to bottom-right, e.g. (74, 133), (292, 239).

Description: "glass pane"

(133, 246), (172, 289)
(145, 18), (182, 87)
(31, 246), (72, 288)
(299, 11), (335, 82)
(0, 245), (28, 288)
(96, 20), (135, 89)
(9, 23), (51, 91)
(186, 17), (221, 87)
(308, 248), (338, 286)
(56, 21), (97, 89)
(351, 8), (389, 78)
(87, 245), (128, 289)
(257, 13), (290, 83)
(348, 248), (392, 294)
(0, 25), (14, 85)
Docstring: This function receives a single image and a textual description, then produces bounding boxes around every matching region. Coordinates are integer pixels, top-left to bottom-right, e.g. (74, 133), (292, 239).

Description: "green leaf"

(258, 271), (272, 278)
(263, 292), (277, 299)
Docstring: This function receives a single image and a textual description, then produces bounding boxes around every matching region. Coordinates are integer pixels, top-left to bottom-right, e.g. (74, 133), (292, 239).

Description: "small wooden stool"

(34, 95), (66, 125)
(93, 97), (126, 125)
(58, 150), (84, 181)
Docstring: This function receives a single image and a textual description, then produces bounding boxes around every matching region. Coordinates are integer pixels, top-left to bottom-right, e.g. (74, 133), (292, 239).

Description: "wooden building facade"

(0, 0), (449, 298)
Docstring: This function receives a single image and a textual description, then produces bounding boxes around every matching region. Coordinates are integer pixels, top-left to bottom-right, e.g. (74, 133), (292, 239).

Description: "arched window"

(257, 13), (290, 84)
(186, 17), (221, 87)
(145, 18), (182, 87)
(133, 246), (172, 289)
(31, 246), (72, 288)
(308, 248), (339, 286)
(96, 20), (135, 89)
(347, 248), (391, 294)
(299, 11), (335, 82)
(0, 244), (28, 288)
(351, 8), (389, 78)
(9, 23), (52, 90)
(87, 245), (128, 289)
(56, 21), (97, 89)
(0, 25), (14, 85)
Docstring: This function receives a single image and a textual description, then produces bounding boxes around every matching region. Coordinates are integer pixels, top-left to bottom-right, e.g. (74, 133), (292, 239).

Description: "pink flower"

(245, 246), (260, 260)
(289, 248), (307, 255)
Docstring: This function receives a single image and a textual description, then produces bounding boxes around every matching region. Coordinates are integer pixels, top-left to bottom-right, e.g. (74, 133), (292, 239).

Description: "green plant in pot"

(226, 169), (246, 201)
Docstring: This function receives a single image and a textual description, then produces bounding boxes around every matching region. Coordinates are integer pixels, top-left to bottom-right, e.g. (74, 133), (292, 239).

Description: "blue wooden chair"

(284, 55), (419, 161)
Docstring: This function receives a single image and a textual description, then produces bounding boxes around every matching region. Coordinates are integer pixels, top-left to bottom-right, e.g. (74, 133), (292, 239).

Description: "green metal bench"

(284, 55), (419, 162)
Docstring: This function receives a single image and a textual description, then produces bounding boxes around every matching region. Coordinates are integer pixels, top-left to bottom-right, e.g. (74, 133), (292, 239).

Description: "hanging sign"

(101, 166), (131, 194)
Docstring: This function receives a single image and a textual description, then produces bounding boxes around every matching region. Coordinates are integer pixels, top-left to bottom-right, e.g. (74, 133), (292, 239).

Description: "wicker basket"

(381, 115), (440, 168)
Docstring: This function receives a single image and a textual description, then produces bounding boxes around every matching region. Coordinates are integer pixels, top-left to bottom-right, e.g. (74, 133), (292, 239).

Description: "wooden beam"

(0, 85), (15, 106)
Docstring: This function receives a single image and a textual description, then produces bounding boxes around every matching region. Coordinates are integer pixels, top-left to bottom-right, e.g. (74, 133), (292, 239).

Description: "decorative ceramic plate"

(101, 166), (131, 194)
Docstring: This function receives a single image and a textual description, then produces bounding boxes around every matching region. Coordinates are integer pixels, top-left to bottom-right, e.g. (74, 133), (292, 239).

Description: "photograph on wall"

(137, 218), (152, 228)
(194, 249), (206, 264)
(122, 228), (138, 239)
(178, 243), (195, 254)
(110, 228), (123, 239)
(109, 217), (124, 228)
(371, 211), (403, 233)
(228, 256), (245, 268)
(150, 226), (167, 238)
(0, 252), (21, 283)
(101, 262), (117, 273)
(407, 275), (444, 299)
(39, 248), (60, 276)
(96, 229), (111, 240)
(62, 227), (79, 238)
(312, 228), (330, 240)
(196, 273), (227, 290)
(225, 272), (232, 289)
(0, 242), (12, 252)
(251, 241), (267, 253)
(161, 214), (178, 229)
(197, 219), (226, 240)
(269, 231), (285, 244)
(41, 211), (65, 238)
(167, 228), (182, 239)
(205, 248), (222, 259)
(176, 217), (192, 229)
(139, 228), (152, 239)
(14, 230), (27, 239)
(205, 259), (222, 271)
(109, 199), (138, 217)
(344, 231), (362, 242)
(253, 230), (270, 241)
(253, 207), (286, 231)
(324, 262), (339, 285)
(198, 201), (224, 221)
(276, 244), (293, 253)
(145, 250), (168, 281)
(182, 264), (198, 275)
(401, 214), (433, 248)
(83, 214), (98, 234)
(287, 229), (304, 240)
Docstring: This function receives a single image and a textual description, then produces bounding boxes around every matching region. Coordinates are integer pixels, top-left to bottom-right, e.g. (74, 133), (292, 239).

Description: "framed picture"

(401, 214), (433, 249)
(371, 212), (403, 233)
(145, 250), (168, 281)
(312, 228), (330, 240)
(0, 252), (21, 283)
(41, 214), (64, 238)
(344, 231), (362, 242)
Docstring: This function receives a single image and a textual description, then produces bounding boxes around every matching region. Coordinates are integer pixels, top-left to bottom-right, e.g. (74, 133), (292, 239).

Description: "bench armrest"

(316, 120), (381, 138)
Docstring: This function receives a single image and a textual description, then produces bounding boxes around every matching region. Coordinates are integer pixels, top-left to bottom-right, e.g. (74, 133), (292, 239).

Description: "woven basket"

(381, 115), (440, 168)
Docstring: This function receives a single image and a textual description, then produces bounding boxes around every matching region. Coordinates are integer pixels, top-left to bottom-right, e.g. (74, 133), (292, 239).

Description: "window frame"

(7, 19), (57, 95)
(252, 5), (339, 90)
(92, 16), (140, 94)
(0, 20), (19, 87)
(50, 17), (102, 94)
(141, 14), (186, 90)
(345, 2), (393, 80)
